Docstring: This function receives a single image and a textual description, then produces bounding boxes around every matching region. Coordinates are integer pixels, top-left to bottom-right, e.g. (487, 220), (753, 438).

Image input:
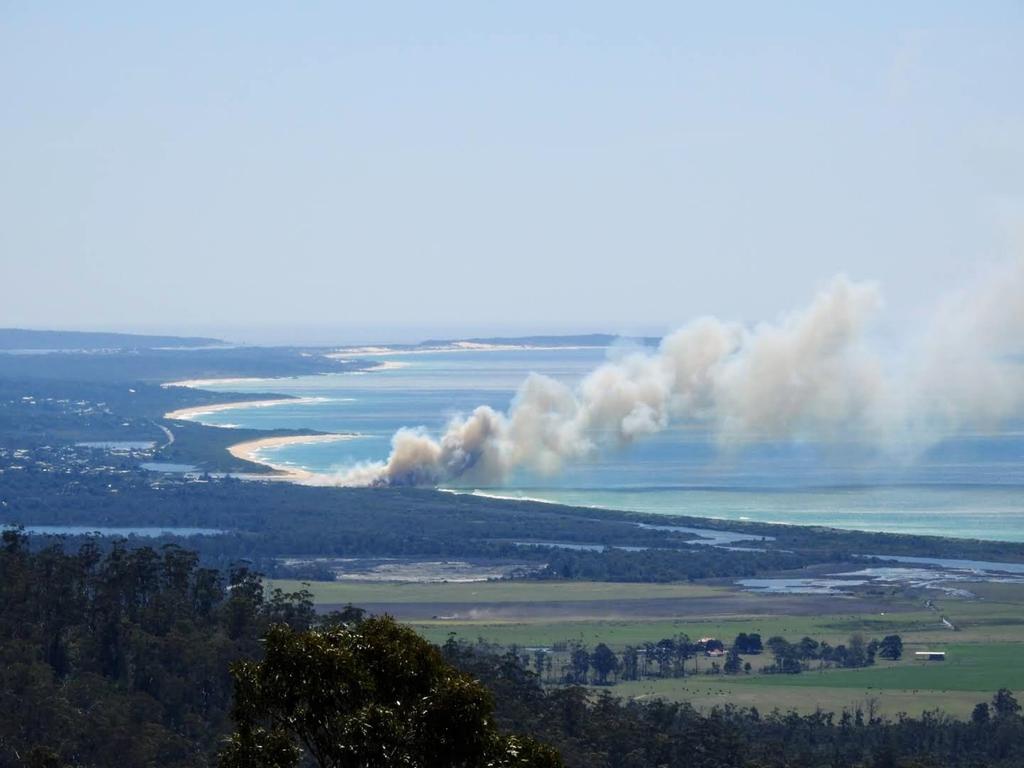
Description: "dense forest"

(0, 530), (311, 766)
(2, 533), (1022, 767)
(0, 345), (362, 384)
(0, 329), (225, 350)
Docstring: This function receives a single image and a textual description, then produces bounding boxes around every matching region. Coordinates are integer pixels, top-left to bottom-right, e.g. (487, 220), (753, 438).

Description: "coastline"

(438, 488), (569, 506)
(164, 396), (327, 422)
(163, 360), (404, 386)
(160, 363), (377, 480)
(227, 433), (357, 482)
(163, 376), (276, 389)
(326, 357), (411, 372)
(331, 343), (602, 356)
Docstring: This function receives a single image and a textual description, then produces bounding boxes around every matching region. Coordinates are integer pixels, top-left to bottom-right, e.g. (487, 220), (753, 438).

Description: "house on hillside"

(914, 651), (946, 661)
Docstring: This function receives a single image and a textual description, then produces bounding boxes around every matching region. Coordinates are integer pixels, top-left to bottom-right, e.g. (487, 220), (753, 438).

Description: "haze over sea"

(184, 346), (1024, 543)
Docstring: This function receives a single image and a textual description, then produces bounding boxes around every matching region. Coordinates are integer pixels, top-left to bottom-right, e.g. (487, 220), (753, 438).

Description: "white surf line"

(331, 343), (604, 357)
(163, 396), (337, 423)
(227, 433), (361, 483)
(162, 376), (278, 389)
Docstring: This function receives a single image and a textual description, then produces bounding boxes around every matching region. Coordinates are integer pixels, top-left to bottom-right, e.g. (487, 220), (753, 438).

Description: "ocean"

(180, 347), (1024, 542)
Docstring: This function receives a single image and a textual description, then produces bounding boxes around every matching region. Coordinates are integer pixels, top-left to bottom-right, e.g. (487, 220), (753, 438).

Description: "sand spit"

(164, 396), (328, 422)
(162, 377), (274, 389)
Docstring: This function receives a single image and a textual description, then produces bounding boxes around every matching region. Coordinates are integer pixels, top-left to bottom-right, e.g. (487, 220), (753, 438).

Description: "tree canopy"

(220, 616), (562, 768)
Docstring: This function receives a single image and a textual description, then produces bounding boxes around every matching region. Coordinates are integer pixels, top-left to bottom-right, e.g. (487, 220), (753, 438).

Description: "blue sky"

(1, 2), (1022, 344)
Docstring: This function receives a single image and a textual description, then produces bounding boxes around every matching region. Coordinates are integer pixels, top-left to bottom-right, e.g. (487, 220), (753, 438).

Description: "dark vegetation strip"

(3, 532), (1024, 768)
(0, 345), (364, 383)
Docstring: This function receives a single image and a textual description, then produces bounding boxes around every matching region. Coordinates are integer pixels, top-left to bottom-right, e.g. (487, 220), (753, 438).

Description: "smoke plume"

(335, 262), (1024, 487)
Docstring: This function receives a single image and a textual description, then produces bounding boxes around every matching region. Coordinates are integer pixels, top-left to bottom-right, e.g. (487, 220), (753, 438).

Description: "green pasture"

(608, 676), (994, 720)
(278, 576), (1024, 718)
(606, 642), (1024, 718)
(410, 612), (940, 648)
(737, 643), (1024, 692)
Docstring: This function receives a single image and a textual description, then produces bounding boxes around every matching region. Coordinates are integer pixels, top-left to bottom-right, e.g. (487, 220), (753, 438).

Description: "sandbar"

(162, 377), (274, 389)
(325, 357), (410, 372)
(164, 397), (325, 422)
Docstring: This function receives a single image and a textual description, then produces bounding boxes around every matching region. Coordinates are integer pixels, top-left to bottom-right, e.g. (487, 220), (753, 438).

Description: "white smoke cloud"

(333, 262), (1024, 487)
(894, 259), (1024, 446)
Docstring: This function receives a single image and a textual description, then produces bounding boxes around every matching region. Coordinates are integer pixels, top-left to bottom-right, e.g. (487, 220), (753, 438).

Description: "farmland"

(276, 576), (1024, 718)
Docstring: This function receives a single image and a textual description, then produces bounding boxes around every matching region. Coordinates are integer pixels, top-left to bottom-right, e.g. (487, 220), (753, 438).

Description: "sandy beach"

(227, 433), (357, 482)
(164, 396), (326, 422)
(162, 377), (274, 389)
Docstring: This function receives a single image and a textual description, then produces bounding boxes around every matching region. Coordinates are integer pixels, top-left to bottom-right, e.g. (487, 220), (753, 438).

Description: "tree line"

(445, 637), (1024, 768)
(0, 529), (554, 767)
(1, 533), (1023, 767)
(763, 632), (903, 674)
(488, 630), (903, 687)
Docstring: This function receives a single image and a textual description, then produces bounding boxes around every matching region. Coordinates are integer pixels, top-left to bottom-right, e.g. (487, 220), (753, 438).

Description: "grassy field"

(409, 612), (939, 647)
(605, 642), (1024, 718)
(607, 676), (994, 719)
(270, 579), (729, 604)
(737, 643), (1024, 691)
(279, 577), (1024, 719)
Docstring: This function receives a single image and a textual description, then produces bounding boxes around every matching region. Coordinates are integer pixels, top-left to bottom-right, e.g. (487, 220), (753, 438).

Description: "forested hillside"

(3, 533), (1023, 767)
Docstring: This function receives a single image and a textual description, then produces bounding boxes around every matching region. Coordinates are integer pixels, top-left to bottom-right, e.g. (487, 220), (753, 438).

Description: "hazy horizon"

(1, 320), (673, 347)
(3, 3), (1023, 338)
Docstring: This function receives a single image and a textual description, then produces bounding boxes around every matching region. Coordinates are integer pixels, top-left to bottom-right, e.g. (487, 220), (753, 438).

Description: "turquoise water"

(468, 487), (1024, 542)
(183, 347), (1024, 542)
